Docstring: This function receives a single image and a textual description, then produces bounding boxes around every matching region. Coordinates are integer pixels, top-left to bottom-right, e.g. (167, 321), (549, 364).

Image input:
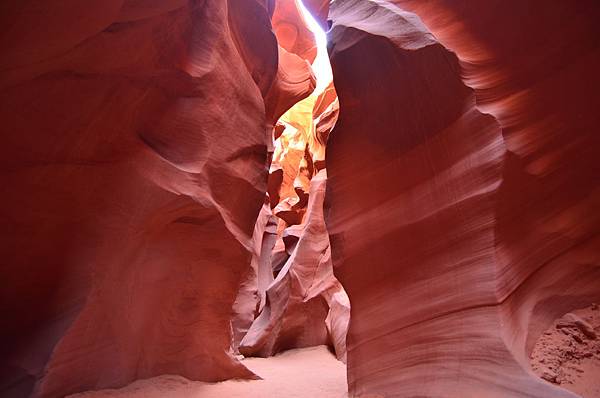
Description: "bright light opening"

(297, 0), (333, 96)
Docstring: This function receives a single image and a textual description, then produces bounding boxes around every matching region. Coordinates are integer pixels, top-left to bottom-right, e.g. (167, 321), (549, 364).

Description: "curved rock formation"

(239, 170), (349, 360)
(5, 0), (599, 397)
(301, 0), (330, 31)
(264, 46), (316, 126)
(231, 1), (348, 364)
(326, 0), (600, 397)
(231, 201), (279, 349)
(0, 1), (282, 397)
(271, 0), (318, 64)
(235, 71), (348, 362)
(240, 171), (332, 356)
(228, 0), (345, 357)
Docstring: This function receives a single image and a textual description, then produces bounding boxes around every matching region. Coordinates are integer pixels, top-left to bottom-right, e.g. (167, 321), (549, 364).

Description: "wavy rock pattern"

(237, 81), (348, 361)
(240, 171), (331, 356)
(0, 1), (280, 397)
(230, 0), (348, 363)
(4, 1), (597, 397)
(228, 0), (345, 358)
(239, 170), (349, 360)
(326, 0), (600, 397)
(271, 0), (318, 64)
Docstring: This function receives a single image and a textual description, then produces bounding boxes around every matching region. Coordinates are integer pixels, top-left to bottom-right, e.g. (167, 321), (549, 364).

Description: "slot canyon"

(1, 0), (599, 397)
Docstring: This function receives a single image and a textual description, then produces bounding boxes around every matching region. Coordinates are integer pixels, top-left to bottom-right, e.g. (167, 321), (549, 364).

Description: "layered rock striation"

(235, 66), (348, 363)
(4, 1), (599, 397)
(326, 0), (600, 397)
(0, 1), (306, 397)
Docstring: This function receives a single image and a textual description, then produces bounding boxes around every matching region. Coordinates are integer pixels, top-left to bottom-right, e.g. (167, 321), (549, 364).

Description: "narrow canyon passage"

(1, 1), (599, 398)
(72, 2), (350, 396)
(232, 1), (349, 363)
(2, 1), (351, 397)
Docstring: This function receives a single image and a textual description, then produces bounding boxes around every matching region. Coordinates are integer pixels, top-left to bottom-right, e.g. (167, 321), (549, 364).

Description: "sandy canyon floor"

(68, 346), (347, 398)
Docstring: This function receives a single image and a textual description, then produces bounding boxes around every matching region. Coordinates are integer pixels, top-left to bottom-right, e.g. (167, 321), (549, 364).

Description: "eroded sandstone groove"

(1, 1), (599, 398)
(2, 1), (280, 397)
(326, 1), (600, 397)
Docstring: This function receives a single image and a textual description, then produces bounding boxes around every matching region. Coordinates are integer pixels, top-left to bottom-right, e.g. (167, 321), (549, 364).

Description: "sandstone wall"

(326, 0), (600, 397)
(0, 1), (281, 397)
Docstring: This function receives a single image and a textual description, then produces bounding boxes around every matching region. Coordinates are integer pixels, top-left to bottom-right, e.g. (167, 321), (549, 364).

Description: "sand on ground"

(530, 304), (600, 398)
(68, 345), (347, 398)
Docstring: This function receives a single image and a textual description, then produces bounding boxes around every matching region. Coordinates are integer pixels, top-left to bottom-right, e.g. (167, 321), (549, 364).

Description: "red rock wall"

(230, 0), (349, 363)
(5, 1), (597, 397)
(235, 77), (348, 362)
(239, 170), (349, 360)
(326, 0), (600, 397)
(229, 0), (318, 351)
(0, 1), (282, 397)
(271, 0), (318, 64)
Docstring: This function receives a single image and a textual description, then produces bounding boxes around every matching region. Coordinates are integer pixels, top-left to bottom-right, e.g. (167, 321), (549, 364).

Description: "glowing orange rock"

(272, 0), (318, 63)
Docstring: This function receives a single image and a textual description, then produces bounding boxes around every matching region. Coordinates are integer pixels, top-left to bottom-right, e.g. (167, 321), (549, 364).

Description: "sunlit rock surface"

(271, 0), (318, 64)
(302, 0), (330, 31)
(237, 66), (348, 363)
(0, 1), (279, 397)
(3, 0), (599, 397)
(239, 170), (349, 360)
(326, 0), (600, 397)
(232, 0), (348, 363)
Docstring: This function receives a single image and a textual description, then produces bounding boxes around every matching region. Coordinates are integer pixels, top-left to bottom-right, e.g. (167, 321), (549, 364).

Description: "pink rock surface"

(4, 1), (599, 398)
(237, 57), (348, 360)
(231, 2), (348, 361)
(239, 171), (348, 359)
(231, 201), (279, 350)
(271, 0), (318, 64)
(326, 0), (600, 397)
(0, 1), (280, 397)
(264, 45), (316, 125)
